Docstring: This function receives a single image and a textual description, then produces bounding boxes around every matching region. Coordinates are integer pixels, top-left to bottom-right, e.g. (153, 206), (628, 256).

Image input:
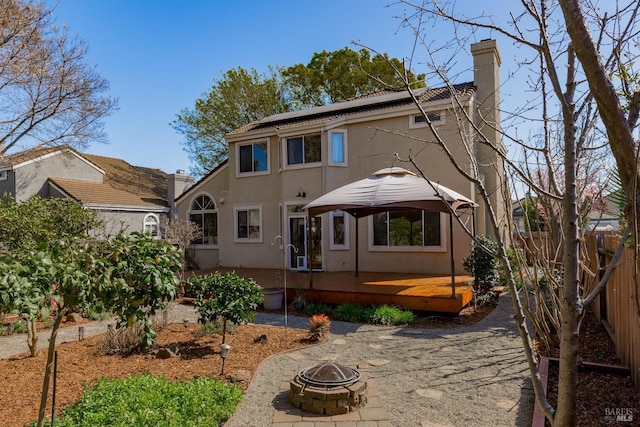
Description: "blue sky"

(49, 0), (497, 174)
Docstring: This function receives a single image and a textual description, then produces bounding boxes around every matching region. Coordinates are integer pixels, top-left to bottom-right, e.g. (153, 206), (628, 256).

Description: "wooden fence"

(585, 233), (640, 389)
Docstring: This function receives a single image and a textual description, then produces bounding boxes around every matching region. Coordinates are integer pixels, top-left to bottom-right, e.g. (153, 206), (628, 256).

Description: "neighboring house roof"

(0, 144), (102, 173)
(82, 153), (167, 207)
(49, 178), (166, 210)
(1, 144), (169, 210)
(227, 83), (476, 137)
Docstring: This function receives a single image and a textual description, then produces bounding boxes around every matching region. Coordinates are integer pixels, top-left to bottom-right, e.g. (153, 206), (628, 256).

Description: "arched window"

(143, 214), (159, 238)
(189, 194), (218, 245)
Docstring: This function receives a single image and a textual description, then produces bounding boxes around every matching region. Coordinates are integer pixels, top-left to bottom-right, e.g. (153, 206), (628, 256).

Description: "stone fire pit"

(289, 361), (368, 415)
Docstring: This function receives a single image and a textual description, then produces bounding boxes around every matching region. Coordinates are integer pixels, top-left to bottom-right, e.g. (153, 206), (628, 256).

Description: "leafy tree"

(189, 271), (264, 344)
(172, 67), (289, 177)
(173, 48), (425, 177)
(0, 195), (101, 356)
(282, 47), (426, 107)
(0, 195), (102, 250)
(0, 232), (181, 427)
(0, 0), (117, 155)
(97, 233), (182, 351)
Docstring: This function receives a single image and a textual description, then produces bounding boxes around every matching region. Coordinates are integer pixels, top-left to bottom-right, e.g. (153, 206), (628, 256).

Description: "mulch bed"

(540, 310), (640, 426)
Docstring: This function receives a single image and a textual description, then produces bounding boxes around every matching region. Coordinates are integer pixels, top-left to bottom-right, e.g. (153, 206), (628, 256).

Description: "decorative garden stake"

(220, 343), (231, 375)
(271, 235), (298, 337)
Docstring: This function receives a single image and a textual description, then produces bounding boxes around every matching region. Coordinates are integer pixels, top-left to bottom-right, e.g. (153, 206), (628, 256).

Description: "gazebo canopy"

(303, 167), (477, 292)
(304, 167), (477, 218)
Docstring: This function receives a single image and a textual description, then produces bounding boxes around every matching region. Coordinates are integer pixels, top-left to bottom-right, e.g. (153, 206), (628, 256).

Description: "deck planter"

(262, 288), (283, 310)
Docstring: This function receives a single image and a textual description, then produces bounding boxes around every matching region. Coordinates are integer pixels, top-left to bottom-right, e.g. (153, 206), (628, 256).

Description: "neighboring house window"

(286, 133), (321, 165)
(328, 130), (347, 166)
(189, 194), (218, 245)
(372, 209), (441, 248)
(143, 214), (160, 238)
(0, 171), (6, 181)
(238, 141), (268, 174)
(410, 111), (445, 128)
(329, 210), (349, 250)
(235, 206), (262, 242)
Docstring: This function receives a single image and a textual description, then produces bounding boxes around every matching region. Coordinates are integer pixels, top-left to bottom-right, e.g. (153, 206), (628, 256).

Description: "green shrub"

(0, 325), (6, 335)
(82, 306), (111, 321)
(33, 373), (242, 426)
(304, 302), (335, 317)
(462, 235), (500, 295)
(500, 247), (524, 289)
(371, 305), (415, 325)
(335, 303), (374, 323)
(11, 320), (27, 334)
(197, 317), (236, 337)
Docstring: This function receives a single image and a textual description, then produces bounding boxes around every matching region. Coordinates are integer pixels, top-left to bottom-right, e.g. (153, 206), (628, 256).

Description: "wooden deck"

(196, 268), (474, 314)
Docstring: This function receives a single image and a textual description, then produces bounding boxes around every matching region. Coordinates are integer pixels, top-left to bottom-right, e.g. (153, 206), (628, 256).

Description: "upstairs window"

(410, 111), (445, 128)
(143, 214), (159, 238)
(189, 194), (218, 245)
(373, 209), (441, 248)
(0, 171), (7, 181)
(287, 134), (321, 165)
(329, 130), (348, 166)
(238, 141), (268, 174)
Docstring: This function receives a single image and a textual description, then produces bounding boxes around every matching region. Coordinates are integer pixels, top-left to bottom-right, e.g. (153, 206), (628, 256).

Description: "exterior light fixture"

(182, 318), (189, 329)
(220, 343), (231, 375)
(78, 326), (85, 341)
(296, 189), (306, 198)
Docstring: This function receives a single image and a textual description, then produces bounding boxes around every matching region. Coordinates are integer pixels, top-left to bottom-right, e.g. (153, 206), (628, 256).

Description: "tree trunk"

(37, 307), (66, 427)
(554, 48), (581, 425)
(27, 318), (38, 357)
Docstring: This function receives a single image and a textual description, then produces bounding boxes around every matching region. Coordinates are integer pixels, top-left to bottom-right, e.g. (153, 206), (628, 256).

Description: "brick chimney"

(168, 169), (193, 215)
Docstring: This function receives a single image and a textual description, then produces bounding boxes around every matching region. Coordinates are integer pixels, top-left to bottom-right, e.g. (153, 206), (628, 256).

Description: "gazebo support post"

(308, 212), (313, 289)
(355, 216), (359, 276)
(449, 213), (456, 298)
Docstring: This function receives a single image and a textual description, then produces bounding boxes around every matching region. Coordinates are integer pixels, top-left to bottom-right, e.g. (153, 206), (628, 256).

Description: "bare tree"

(0, 0), (117, 156)
(160, 215), (201, 284)
(381, 1), (637, 425)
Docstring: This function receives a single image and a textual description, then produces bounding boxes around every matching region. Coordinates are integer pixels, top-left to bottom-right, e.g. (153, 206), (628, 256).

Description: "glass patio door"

(288, 215), (322, 270)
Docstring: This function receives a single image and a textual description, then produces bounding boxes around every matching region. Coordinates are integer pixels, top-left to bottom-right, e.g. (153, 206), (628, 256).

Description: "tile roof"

(227, 83), (475, 137)
(0, 144), (169, 209)
(49, 178), (166, 209)
(82, 153), (167, 206)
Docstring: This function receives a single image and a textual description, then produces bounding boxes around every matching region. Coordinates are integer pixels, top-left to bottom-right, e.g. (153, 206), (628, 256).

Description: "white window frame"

(188, 193), (219, 247)
(236, 139), (270, 177)
(328, 129), (348, 167)
(409, 111), (446, 129)
(368, 211), (446, 252)
(143, 213), (160, 239)
(284, 133), (322, 169)
(0, 171), (7, 181)
(329, 210), (349, 250)
(234, 205), (262, 242)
